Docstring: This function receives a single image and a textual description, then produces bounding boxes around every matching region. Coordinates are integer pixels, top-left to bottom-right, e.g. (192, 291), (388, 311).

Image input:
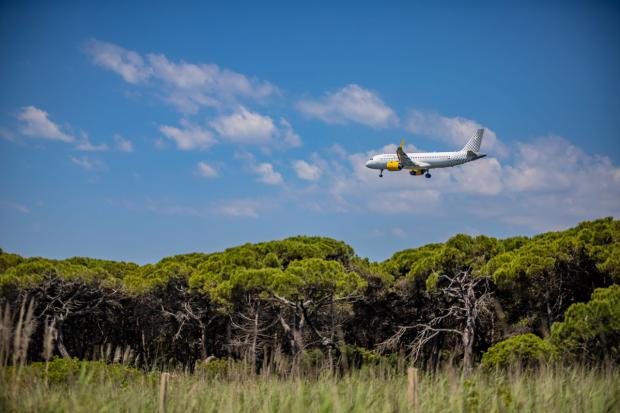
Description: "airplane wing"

(397, 140), (429, 168)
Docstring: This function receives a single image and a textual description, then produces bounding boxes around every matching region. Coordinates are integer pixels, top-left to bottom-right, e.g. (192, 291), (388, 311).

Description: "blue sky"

(1, 1), (619, 263)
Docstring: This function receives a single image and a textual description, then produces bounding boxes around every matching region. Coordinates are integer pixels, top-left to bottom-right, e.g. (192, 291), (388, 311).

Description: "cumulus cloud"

(211, 106), (276, 143)
(70, 156), (106, 171)
(159, 120), (216, 150)
(209, 108), (302, 149)
(196, 161), (218, 178)
(17, 106), (75, 142)
(308, 134), (619, 232)
(85, 39), (278, 113)
(113, 134), (134, 152)
(297, 84), (398, 128)
(293, 160), (321, 181)
(255, 162), (283, 185)
(84, 40), (152, 84)
(404, 109), (507, 157)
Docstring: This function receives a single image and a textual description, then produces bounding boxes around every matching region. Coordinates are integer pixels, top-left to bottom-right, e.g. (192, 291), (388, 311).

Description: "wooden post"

(407, 367), (420, 412)
(159, 372), (170, 413)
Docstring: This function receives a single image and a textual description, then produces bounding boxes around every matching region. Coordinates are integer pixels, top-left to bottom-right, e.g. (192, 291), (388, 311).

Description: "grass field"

(2, 362), (618, 413)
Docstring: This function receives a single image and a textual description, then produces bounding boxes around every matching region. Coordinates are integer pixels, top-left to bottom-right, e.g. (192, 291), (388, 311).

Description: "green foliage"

(382, 234), (504, 285)
(0, 251), (24, 273)
(194, 358), (238, 380)
(425, 272), (440, 292)
(122, 262), (193, 294)
(8, 357), (145, 386)
(263, 252), (281, 269)
(597, 243), (620, 283)
(340, 345), (392, 368)
(0, 256), (132, 289)
(0, 259), (56, 287)
(481, 334), (556, 370)
(193, 257), (366, 305)
(482, 217), (618, 328)
(551, 284), (620, 363)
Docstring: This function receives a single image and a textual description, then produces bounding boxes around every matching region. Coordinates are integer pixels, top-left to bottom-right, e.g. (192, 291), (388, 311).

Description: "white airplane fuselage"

(365, 150), (486, 171)
(365, 128), (487, 178)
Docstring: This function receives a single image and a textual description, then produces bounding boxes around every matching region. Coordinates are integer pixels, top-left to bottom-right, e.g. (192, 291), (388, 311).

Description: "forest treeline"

(1, 217), (619, 373)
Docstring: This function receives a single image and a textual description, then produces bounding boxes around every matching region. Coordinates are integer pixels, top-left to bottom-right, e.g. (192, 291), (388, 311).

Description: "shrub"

(194, 358), (238, 380)
(481, 333), (556, 370)
(7, 357), (144, 385)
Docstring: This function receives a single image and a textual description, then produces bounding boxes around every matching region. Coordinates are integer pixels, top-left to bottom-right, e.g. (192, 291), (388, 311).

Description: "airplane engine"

(386, 161), (402, 171)
(409, 169), (425, 176)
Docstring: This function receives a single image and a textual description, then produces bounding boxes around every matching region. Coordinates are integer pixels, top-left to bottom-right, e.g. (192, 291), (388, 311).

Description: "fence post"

(159, 372), (170, 413)
(407, 367), (420, 412)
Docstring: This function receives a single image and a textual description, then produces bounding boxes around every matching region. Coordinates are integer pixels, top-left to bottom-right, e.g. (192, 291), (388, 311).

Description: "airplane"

(365, 128), (487, 178)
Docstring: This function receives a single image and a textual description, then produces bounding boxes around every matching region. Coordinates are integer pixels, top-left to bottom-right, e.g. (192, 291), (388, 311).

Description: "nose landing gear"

(379, 169), (384, 178)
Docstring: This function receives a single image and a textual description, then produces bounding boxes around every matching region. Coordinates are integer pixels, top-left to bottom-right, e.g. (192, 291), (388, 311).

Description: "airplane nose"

(365, 160), (371, 168)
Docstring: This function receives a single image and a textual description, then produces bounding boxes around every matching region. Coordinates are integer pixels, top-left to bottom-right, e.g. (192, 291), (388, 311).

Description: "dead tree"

(379, 271), (493, 374)
(228, 299), (278, 372)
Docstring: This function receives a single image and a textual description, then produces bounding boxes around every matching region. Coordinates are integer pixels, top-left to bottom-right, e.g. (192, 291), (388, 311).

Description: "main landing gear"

(425, 172), (431, 178)
(379, 169), (384, 177)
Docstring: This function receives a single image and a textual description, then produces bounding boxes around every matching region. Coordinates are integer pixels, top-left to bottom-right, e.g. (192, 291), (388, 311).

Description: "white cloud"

(197, 161), (218, 178)
(159, 120), (216, 150)
(297, 84), (398, 128)
(75, 135), (109, 152)
(70, 156), (106, 171)
(17, 106), (75, 142)
(0, 200), (30, 213)
(211, 109), (302, 149)
(278, 118), (302, 148)
(114, 134), (134, 152)
(211, 106), (276, 143)
(404, 109), (507, 157)
(496, 136), (620, 227)
(84, 39), (152, 84)
(255, 162), (283, 185)
(293, 160), (321, 181)
(85, 40), (278, 113)
(305, 134), (619, 233)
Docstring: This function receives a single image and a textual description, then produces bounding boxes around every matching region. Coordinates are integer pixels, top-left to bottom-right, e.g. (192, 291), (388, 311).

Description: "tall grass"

(2, 362), (618, 413)
(0, 301), (618, 413)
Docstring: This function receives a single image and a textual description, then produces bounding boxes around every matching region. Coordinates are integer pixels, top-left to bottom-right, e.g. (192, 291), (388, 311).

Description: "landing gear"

(425, 172), (431, 178)
(379, 169), (384, 178)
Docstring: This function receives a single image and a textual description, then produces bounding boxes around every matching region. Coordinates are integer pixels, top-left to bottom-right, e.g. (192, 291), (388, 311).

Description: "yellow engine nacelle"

(409, 169), (424, 176)
(386, 161), (402, 171)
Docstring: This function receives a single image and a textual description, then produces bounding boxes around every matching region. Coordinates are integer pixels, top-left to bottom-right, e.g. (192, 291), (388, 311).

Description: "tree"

(379, 271), (493, 374)
(551, 284), (620, 364)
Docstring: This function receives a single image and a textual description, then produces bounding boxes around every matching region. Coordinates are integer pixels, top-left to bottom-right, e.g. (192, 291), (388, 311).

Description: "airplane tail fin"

(462, 128), (484, 152)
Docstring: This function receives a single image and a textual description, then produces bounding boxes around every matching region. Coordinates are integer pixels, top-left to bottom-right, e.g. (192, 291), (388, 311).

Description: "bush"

(194, 358), (238, 380)
(481, 334), (556, 370)
(8, 357), (145, 386)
